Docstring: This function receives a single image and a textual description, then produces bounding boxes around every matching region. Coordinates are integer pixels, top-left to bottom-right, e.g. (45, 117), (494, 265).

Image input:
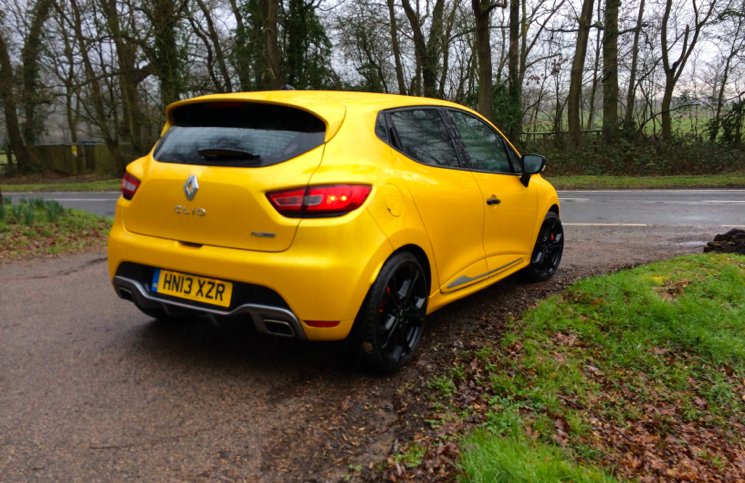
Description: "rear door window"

(387, 109), (461, 168)
(153, 102), (326, 167)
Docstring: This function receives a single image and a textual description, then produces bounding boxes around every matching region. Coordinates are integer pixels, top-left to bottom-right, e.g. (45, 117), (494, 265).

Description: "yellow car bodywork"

(108, 91), (560, 341)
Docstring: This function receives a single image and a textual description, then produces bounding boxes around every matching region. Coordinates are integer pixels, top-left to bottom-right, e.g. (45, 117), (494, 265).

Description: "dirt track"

(0, 225), (716, 482)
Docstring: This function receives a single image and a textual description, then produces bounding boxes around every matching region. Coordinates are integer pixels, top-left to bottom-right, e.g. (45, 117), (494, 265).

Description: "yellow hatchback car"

(108, 91), (563, 372)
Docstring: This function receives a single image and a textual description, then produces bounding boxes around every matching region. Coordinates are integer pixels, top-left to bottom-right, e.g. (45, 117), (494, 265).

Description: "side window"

(388, 109), (460, 168)
(375, 112), (388, 142)
(449, 110), (514, 174)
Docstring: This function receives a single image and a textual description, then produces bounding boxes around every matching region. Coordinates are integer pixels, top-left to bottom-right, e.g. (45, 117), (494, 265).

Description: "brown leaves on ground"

(655, 278), (692, 301)
(0, 212), (110, 260)
(381, 334), (745, 483)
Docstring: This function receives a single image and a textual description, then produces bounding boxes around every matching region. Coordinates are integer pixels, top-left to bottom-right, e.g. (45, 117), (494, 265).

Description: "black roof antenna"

(280, 84), (295, 90)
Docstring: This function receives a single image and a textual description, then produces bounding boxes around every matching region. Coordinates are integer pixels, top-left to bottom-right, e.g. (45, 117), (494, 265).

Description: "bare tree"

(400, 0), (447, 98)
(624, 0), (645, 130)
(602, 0), (619, 143)
(0, 29), (33, 170)
(567, 0), (595, 148)
(660, 0), (718, 141)
(472, 0), (507, 121)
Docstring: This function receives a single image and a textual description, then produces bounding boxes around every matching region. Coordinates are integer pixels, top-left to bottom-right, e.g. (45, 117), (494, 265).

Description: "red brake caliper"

(380, 286), (390, 313)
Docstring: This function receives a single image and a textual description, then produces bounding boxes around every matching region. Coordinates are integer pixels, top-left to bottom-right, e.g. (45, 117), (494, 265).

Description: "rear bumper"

(113, 275), (306, 338)
(107, 201), (393, 341)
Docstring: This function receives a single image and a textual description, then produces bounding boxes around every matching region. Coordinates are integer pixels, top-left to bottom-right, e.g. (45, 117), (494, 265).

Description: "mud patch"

(704, 229), (745, 255)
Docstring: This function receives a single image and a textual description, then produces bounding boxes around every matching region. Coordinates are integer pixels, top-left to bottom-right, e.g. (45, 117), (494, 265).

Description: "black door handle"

(486, 197), (501, 205)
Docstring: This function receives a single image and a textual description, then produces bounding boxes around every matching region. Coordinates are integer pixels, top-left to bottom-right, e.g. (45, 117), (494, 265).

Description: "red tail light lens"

(305, 321), (340, 328)
(267, 185), (372, 217)
(121, 172), (141, 200)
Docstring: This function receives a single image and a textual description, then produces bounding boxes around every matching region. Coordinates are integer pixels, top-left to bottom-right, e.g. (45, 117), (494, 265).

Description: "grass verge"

(545, 173), (745, 190)
(2, 179), (120, 192)
(0, 197), (111, 260)
(415, 254), (745, 482)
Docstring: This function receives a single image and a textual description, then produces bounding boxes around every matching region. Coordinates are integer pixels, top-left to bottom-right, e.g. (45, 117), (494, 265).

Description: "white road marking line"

(559, 198), (590, 201)
(723, 225), (745, 228)
(704, 200), (745, 203)
(564, 223), (649, 227)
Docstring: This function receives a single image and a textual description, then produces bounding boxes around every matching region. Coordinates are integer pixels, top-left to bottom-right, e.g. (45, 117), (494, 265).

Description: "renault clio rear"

(108, 91), (563, 372)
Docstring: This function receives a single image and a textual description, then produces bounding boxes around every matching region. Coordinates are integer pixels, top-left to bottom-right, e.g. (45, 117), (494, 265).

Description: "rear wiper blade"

(197, 148), (261, 162)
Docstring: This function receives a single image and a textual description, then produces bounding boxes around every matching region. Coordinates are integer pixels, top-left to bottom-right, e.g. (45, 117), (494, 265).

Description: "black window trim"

(444, 108), (524, 177)
(376, 106), (472, 172)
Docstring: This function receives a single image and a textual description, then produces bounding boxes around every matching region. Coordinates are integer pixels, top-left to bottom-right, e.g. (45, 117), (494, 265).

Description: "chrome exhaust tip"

(263, 319), (295, 337)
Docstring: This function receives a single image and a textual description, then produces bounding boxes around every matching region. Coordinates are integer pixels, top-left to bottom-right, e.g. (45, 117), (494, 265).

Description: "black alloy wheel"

(525, 212), (564, 282)
(354, 252), (428, 373)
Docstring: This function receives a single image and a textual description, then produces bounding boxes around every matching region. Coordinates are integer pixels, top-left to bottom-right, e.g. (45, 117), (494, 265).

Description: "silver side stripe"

(446, 258), (523, 290)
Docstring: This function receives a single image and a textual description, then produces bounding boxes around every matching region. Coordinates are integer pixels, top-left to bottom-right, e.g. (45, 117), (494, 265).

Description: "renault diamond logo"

(184, 174), (199, 201)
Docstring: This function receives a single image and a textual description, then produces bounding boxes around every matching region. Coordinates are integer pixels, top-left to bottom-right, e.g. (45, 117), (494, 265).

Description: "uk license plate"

(151, 269), (233, 307)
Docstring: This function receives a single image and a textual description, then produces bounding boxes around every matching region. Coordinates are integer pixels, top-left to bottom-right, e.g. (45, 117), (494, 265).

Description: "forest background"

(1, 0), (744, 180)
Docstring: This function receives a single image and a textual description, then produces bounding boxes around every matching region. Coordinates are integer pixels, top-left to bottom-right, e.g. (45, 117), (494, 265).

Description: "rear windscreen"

(153, 102), (326, 167)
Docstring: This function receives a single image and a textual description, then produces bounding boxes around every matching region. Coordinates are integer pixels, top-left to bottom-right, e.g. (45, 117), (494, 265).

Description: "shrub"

(29, 197), (46, 209)
(526, 135), (745, 177)
(0, 204), (6, 220)
(21, 206), (35, 225)
(9, 204), (22, 223)
(44, 200), (65, 222)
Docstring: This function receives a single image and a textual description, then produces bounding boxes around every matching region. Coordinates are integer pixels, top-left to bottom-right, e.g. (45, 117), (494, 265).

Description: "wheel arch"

(391, 244), (432, 293)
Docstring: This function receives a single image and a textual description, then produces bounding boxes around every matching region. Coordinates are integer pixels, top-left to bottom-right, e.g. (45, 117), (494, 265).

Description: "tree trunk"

(152, 0), (183, 105)
(602, 0), (619, 144)
(624, 0), (645, 131)
(586, 7), (601, 131)
(58, 7), (80, 144)
(709, 16), (743, 143)
(260, 0), (285, 88)
(195, 0), (233, 92)
(21, 0), (54, 152)
(567, 0), (595, 149)
(660, 0), (716, 142)
(401, 0), (444, 98)
(473, 0), (495, 121)
(0, 31), (32, 171)
(438, 0), (460, 99)
(507, 0), (521, 140)
(709, 55), (732, 143)
(660, 71), (675, 140)
(387, 0), (407, 95)
(69, 0), (127, 174)
(101, 0), (144, 156)
(228, 0), (251, 91)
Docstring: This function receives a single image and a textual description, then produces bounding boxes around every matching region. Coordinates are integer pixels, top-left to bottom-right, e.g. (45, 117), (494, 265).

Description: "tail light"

(267, 185), (372, 217)
(121, 172), (141, 200)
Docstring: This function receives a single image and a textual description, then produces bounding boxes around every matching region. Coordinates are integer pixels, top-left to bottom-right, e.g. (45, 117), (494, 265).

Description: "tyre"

(524, 212), (564, 282)
(353, 252), (428, 373)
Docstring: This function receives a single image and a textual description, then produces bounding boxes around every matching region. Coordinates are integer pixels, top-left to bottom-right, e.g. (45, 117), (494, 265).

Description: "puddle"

(676, 241), (708, 247)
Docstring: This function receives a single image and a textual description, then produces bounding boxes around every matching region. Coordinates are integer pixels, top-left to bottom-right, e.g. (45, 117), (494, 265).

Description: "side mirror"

(520, 154), (546, 187)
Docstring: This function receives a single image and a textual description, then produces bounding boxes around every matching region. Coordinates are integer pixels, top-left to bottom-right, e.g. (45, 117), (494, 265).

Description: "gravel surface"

(0, 225), (715, 482)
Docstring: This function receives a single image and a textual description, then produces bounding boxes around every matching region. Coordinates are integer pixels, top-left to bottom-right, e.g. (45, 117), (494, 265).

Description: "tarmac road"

(0, 188), (741, 482)
(4, 189), (744, 227)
